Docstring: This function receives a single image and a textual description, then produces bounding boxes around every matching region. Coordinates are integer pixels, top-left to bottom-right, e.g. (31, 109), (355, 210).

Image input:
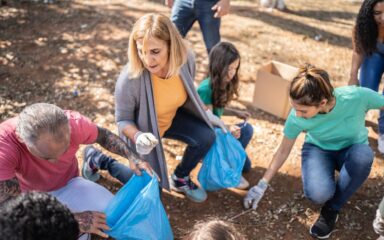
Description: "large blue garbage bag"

(105, 172), (173, 240)
(198, 128), (246, 191)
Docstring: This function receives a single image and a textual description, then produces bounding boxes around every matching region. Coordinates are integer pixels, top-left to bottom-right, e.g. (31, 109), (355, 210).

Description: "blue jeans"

(301, 143), (373, 211)
(171, 0), (221, 53)
(359, 52), (384, 134)
(164, 108), (216, 178)
(96, 109), (215, 183)
(236, 122), (253, 172)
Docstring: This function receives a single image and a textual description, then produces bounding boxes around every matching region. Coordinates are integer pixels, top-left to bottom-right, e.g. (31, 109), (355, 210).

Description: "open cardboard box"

(252, 61), (299, 119)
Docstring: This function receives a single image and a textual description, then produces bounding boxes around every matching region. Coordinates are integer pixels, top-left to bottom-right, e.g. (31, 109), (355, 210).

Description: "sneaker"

(236, 176), (250, 190)
(378, 134), (384, 154)
(309, 206), (339, 239)
(170, 174), (207, 203)
(82, 146), (100, 182)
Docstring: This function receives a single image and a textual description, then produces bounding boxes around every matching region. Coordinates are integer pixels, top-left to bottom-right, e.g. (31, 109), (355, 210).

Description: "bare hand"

(74, 211), (109, 238)
(129, 159), (157, 179)
(211, 0), (230, 18)
(229, 125), (241, 139)
(348, 75), (359, 86)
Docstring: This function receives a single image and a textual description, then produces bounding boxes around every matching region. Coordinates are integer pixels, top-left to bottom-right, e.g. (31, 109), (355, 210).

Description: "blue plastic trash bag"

(105, 172), (174, 240)
(198, 128), (246, 191)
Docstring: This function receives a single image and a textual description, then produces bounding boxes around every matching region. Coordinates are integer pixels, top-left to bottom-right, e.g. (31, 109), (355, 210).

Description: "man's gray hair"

(16, 103), (68, 146)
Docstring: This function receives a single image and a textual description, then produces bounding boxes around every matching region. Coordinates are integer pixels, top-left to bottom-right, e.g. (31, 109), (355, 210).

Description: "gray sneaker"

(82, 146), (100, 182)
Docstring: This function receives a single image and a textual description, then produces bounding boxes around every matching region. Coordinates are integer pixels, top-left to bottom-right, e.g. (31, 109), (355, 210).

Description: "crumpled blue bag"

(198, 128), (246, 191)
(105, 172), (173, 240)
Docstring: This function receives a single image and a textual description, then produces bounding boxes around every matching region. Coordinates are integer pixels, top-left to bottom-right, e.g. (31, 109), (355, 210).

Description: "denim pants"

(96, 109), (215, 183)
(171, 0), (221, 53)
(301, 143), (373, 211)
(164, 108), (216, 178)
(94, 153), (134, 184)
(359, 52), (384, 134)
(236, 122), (253, 172)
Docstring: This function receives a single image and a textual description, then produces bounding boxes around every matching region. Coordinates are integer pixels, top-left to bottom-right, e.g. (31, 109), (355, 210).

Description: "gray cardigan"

(115, 51), (213, 189)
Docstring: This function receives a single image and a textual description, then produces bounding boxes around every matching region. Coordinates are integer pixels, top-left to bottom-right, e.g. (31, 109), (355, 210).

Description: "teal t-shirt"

(284, 86), (384, 150)
(197, 78), (224, 117)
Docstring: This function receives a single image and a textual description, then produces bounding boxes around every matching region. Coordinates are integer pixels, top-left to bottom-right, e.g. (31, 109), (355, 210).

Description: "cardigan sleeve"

(114, 65), (139, 129)
(186, 50), (196, 83)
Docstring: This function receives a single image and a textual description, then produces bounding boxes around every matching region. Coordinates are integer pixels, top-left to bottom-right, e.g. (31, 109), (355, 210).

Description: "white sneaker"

(378, 134), (384, 154)
(236, 176), (249, 190)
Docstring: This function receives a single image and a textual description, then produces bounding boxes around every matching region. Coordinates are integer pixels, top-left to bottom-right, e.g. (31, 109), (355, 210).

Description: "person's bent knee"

(349, 144), (374, 168)
(204, 128), (216, 147)
(304, 186), (334, 205)
(242, 124), (254, 140)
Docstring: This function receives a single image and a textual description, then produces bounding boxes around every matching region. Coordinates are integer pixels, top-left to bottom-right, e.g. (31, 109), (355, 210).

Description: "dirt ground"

(1, 0), (384, 239)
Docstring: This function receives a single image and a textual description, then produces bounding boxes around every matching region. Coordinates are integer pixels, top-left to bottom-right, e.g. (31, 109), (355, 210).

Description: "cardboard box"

(252, 61), (299, 119)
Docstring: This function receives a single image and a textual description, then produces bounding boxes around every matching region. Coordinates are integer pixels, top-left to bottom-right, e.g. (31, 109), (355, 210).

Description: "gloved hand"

(206, 109), (227, 133)
(134, 131), (159, 155)
(243, 179), (268, 209)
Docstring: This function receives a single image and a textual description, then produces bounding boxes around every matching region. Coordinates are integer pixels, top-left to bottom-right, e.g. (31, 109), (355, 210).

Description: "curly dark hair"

(0, 192), (79, 240)
(186, 219), (245, 240)
(209, 42), (240, 108)
(354, 0), (384, 55)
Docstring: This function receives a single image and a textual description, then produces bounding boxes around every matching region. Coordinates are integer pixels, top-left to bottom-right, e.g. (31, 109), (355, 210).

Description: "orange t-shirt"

(151, 74), (187, 137)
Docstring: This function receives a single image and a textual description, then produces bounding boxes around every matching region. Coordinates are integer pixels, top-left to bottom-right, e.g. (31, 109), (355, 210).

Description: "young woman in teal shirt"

(244, 64), (384, 239)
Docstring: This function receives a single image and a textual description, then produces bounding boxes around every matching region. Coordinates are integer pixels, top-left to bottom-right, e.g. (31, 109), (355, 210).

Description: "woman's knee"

(303, 184), (335, 205)
(348, 144), (374, 170)
(203, 128), (216, 147)
(302, 174), (335, 205)
(241, 124), (254, 141)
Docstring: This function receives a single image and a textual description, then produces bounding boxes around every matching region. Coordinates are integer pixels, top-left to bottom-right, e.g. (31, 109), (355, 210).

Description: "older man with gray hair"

(0, 103), (153, 239)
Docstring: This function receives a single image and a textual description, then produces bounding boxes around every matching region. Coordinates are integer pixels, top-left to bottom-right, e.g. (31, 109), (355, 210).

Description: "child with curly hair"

(185, 219), (245, 240)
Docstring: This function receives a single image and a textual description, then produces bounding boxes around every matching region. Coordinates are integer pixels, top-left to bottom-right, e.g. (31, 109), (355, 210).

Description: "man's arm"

(96, 126), (138, 162)
(0, 177), (21, 204)
(95, 126), (153, 176)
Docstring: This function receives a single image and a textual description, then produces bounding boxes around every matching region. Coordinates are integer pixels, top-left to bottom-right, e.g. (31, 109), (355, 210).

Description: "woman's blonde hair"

(185, 219), (245, 240)
(289, 63), (334, 106)
(127, 13), (188, 78)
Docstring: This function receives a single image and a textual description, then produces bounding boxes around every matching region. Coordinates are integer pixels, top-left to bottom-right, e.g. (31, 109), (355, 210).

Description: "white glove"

(205, 109), (227, 133)
(134, 132), (159, 155)
(243, 179), (268, 209)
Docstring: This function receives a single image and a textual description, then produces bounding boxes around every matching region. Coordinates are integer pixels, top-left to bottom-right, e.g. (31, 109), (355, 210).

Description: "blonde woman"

(244, 64), (384, 239)
(83, 13), (226, 203)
